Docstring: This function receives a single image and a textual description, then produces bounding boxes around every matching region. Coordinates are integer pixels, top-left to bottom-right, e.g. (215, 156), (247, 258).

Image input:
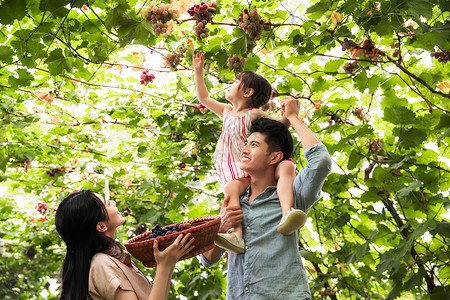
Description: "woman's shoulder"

(91, 252), (117, 267)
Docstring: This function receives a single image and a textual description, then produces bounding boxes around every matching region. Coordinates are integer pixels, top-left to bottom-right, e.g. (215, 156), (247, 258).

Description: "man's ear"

(244, 88), (254, 98)
(268, 151), (284, 166)
(96, 221), (108, 233)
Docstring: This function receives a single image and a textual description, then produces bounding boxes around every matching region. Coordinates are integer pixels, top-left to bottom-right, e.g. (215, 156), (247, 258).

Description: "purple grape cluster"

(238, 8), (264, 40)
(228, 55), (246, 73)
(46, 168), (62, 177)
(187, 2), (217, 22)
(36, 202), (48, 214)
(343, 61), (359, 73)
(122, 206), (131, 217)
(147, 223), (192, 239)
(143, 2), (180, 35)
(430, 50), (450, 63)
(140, 69), (155, 85)
(170, 132), (183, 141)
(187, 2), (217, 41)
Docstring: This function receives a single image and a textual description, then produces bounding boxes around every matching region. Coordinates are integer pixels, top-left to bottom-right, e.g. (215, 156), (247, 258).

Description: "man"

(201, 98), (332, 299)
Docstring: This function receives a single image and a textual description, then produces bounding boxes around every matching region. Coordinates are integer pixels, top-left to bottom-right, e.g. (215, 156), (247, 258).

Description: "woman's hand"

(193, 52), (205, 72)
(153, 233), (195, 269)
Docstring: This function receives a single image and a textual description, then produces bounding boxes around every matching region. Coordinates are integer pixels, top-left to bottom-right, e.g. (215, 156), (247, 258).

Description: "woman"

(55, 189), (194, 300)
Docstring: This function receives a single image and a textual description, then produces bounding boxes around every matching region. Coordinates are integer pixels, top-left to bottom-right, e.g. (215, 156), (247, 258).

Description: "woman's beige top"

(89, 252), (152, 300)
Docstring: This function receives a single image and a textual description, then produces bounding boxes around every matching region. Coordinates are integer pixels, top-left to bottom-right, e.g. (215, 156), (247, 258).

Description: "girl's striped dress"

(213, 109), (252, 187)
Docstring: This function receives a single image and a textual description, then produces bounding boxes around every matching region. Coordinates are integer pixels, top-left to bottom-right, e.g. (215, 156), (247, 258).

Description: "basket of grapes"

(125, 216), (221, 267)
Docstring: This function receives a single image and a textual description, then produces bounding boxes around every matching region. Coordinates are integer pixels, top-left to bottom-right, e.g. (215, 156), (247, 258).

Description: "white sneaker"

(277, 208), (307, 235)
(214, 228), (245, 254)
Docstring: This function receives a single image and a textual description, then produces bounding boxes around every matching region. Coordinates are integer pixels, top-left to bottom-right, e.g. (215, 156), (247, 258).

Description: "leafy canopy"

(0, 0), (449, 299)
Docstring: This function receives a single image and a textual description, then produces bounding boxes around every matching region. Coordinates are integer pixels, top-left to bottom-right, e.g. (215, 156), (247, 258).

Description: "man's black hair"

(250, 117), (293, 160)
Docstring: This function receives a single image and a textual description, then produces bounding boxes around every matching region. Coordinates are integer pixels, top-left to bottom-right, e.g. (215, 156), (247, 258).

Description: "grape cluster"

(36, 202), (48, 214)
(163, 52), (183, 71)
(122, 206), (131, 217)
(187, 2), (217, 22)
(390, 42), (400, 48)
(389, 42), (402, 58)
(192, 21), (210, 42)
(3, 277), (18, 289)
(170, 132), (183, 141)
(228, 55), (246, 73)
(197, 103), (208, 113)
(343, 61), (358, 73)
(238, 8), (264, 40)
(147, 223), (192, 239)
(139, 69), (155, 85)
(143, 2), (180, 35)
(392, 49), (401, 58)
(187, 2), (217, 41)
(341, 38), (357, 51)
(430, 50), (450, 63)
(46, 168), (62, 177)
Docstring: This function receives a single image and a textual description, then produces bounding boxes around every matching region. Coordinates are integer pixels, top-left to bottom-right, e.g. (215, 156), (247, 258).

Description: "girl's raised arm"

(193, 52), (231, 117)
(250, 107), (291, 127)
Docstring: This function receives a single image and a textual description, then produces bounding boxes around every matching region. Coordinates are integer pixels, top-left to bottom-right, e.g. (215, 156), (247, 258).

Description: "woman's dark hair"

(55, 189), (122, 300)
(237, 71), (272, 108)
(250, 117), (293, 160)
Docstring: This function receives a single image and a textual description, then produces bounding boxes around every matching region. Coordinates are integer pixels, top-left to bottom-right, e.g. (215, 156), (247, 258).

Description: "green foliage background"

(0, 0), (449, 299)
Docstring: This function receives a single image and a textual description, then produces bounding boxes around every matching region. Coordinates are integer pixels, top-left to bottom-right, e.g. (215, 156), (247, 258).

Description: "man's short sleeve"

(293, 143), (331, 213)
(89, 253), (134, 300)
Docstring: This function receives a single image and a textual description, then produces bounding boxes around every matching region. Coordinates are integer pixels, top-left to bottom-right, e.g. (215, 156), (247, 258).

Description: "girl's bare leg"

(214, 178), (250, 253)
(275, 161), (307, 235)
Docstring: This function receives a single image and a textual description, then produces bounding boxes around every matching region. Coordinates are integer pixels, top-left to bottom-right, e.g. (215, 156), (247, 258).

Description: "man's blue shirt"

(200, 144), (332, 300)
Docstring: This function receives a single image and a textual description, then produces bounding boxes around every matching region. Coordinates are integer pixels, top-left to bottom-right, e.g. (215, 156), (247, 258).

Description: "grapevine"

(187, 2), (217, 41)
(238, 8), (264, 40)
(143, 1), (180, 35)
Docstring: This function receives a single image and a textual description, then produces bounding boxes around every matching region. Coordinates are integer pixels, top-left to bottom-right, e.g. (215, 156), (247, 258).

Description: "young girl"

(193, 52), (307, 254)
(55, 189), (195, 300)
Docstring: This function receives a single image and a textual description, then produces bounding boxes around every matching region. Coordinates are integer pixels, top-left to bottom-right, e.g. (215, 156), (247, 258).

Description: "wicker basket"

(125, 216), (221, 267)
